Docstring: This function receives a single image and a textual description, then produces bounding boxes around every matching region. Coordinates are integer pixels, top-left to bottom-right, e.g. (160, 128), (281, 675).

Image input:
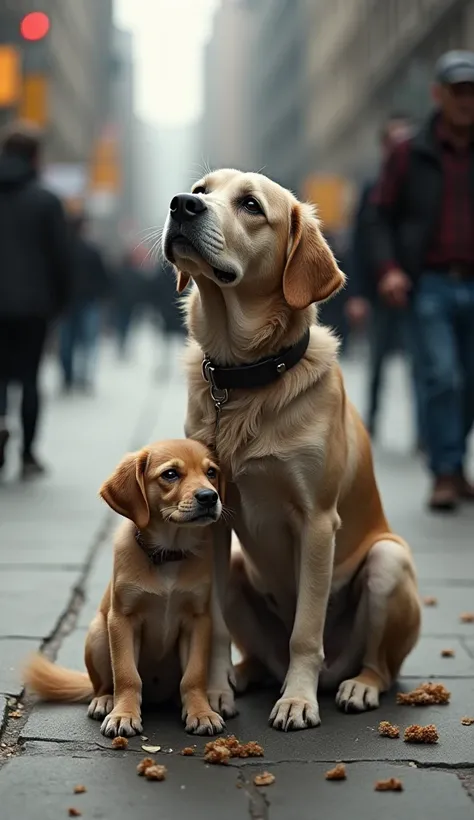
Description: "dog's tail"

(24, 653), (94, 703)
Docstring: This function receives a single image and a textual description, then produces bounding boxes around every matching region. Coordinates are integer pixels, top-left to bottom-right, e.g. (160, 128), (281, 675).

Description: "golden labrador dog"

(162, 170), (421, 732)
(25, 439), (226, 737)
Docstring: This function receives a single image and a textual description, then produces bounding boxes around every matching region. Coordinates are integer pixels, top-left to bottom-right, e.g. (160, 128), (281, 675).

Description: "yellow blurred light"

(0, 46), (21, 107)
(19, 74), (48, 127)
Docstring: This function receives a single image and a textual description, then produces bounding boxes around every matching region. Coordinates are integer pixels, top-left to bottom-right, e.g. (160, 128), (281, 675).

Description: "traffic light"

(20, 12), (50, 42)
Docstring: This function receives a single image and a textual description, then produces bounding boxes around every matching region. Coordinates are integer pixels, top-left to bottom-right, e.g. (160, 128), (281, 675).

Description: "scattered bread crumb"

(144, 764), (167, 781)
(404, 724), (439, 744)
(204, 736), (264, 765)
(460, 612), (474, 623)
(111, 736), (128, 749)
(375, 777), (403, 792)
(8, 710), (22, 719)
(422, 596), (438, 607)
(461, 717), (474, 726)
(397, 682), (450, 706)
(254, 772), (275, 787)
(180, 747), (195, 756)
(137, 757), (156, 775)
(73, 785), (87, 794)
(68, 809), (82, 818)
(378, 721), (400, 739)
(325, 764), (346, 781)
(441, 648), (455, 658)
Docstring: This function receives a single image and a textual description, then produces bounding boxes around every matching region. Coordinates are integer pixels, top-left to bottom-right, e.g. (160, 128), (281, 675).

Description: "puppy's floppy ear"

(176, 269), (191, 293)
(99, 448), (150, 530)
(283, 203), (345, 310)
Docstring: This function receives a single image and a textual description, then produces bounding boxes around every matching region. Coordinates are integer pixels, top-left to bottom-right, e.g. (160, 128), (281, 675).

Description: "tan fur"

(162, 169), (421, 730)
(25, 440), (228, 738)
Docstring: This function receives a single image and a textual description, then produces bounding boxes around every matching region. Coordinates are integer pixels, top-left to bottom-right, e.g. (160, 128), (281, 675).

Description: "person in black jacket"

(148, 262), (187, 380)
(368, 51), (474, 511)
(0, 123), (71, 479)
(59, 213), (109, 393)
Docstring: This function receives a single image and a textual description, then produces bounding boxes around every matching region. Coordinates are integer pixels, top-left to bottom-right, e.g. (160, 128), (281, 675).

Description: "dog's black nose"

(170, 193), (207, 222)
(194, 488), (219, 508)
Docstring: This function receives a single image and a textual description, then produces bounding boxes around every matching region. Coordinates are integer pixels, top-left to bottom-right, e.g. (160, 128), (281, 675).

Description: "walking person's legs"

(77, 302), (102, 391)
(20, 319), (48, 479)
(366, 304), (394, 438)
(455, 279), (474, 498)
(59, 311), (77, 391)
(0, 380), (8, 470)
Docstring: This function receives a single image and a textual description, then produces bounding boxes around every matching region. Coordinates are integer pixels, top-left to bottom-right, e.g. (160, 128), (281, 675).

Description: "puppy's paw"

(184, 709), (225, 736)
(88, 694), (113, 721)
(336, 678), (380, 713)
(101, 710), (143, 738)
(269, 697), (321, 732)
(207, 686), (238, 719)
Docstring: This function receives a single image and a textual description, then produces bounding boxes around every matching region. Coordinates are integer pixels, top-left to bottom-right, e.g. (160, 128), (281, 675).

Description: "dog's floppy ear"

(283, 203), (345, 310)
(176, 270), (191, 293)
(99, 449), (150, 530)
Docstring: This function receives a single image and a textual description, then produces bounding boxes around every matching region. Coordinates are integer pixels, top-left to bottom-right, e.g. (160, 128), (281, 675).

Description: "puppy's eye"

(193, 185), (206, 195)
(241, 195), (263, 215)
(206, 467), (218, 479)
(161, 469), (179, 482)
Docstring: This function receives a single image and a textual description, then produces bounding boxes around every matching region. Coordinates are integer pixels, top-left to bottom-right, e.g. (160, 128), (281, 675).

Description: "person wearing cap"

(368, 50), (474, 512)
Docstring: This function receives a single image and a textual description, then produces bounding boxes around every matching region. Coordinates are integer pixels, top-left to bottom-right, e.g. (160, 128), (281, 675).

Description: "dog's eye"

(241, 195), (263, 215)
(193, 185), (206, 195)
(161, 469), (179, 482)
(206, 467), (217, 479)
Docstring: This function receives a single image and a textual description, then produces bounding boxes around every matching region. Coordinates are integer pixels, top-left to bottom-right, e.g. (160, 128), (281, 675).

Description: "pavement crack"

(238, 769), (270, 820)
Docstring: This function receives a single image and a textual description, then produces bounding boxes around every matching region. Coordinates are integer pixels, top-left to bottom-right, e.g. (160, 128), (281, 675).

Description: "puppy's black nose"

(170, 193), (207, 222)
(194, 488), (219, 508)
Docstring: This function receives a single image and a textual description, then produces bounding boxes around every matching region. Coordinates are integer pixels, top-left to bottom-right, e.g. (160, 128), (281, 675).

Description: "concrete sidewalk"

(0, 349), (473, 818)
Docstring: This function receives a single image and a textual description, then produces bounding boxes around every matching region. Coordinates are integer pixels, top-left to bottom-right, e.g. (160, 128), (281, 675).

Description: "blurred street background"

(1, 1), (474, 816)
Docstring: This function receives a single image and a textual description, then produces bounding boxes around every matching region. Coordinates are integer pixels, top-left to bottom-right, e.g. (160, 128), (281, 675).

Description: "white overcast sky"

(115, 0), (220, 127)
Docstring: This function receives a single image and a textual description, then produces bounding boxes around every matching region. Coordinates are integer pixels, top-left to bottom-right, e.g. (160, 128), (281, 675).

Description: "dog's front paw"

(207, 684), (238, 719)
(269, 697), (321, 731)
(336, 678), (380, 713)
(88, 694), (113, 721)
(184, 709), (225, 736)
(101, 710), (143, 738)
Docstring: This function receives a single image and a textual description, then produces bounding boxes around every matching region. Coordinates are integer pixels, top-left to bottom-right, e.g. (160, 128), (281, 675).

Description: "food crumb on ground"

(73, 785), (87, 794)
(137, 757), (156, 775)
(180, 747), (195, 756)
(254, 772), (275, 787)
(440, 648), (455, 658)
(461, 717), (474, 726)
(397, 682), (450, 706)
(111, 736), (128, 749)
(144, 764), (167, 781)
(68, 809), (82, 817)
(375, 777), (403, 792)
(422, 596), (438, 607)
(404, 724), (439, 744)
(325, 764), (347, 781)
(204, 736), (264, 765)
(378, 721), (400, 739)
(460, 612), (474, 623)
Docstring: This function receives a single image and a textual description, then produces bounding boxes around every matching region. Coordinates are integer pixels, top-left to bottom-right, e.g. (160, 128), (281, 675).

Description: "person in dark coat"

(113, 247), (145, 359)
(148, 263), (186, 379)
(59, 213), (109, 393)
(0, 123), (71, 479)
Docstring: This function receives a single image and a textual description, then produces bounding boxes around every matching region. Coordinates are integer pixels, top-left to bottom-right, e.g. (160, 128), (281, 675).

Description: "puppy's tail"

(24, 653), (94, 703)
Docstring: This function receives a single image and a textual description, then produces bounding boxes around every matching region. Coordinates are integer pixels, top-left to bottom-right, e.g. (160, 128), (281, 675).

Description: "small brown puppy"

(25, 439), (226, 737)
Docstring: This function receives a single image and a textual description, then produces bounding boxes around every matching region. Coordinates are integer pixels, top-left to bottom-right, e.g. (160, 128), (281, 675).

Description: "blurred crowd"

(0, 123), (185, 481)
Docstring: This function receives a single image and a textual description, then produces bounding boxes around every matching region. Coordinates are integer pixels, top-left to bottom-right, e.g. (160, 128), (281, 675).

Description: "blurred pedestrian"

(0, 122), (71, 479)
(148, 262), (186, 379)
(59, 213), (110, 394)
(345, 113), (425, 446)
(369, 51), (474, 511)
(114, 247), (145, 359)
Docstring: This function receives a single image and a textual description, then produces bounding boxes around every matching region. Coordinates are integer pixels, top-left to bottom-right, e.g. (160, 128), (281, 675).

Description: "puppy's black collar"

(201, 328), (310, 398)
(135, 530), (189, 566)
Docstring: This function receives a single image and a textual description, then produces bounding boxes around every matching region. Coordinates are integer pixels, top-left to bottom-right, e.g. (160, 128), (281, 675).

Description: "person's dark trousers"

(59, 303), (101, 389)
(0, 317), (48, 460)
(367, 302), (425, 446)
(411, 271), (474, 477)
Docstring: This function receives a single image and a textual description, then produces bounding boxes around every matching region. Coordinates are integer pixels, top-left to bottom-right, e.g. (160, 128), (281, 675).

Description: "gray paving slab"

(0, 569), (77, 638)
(76, 544), (113, 628)
(22, 680), (474, 766)
(401, 636), (474, 677)
(414, 551), (474, 584)
(0, 753), (247, 820)
(418, 585), (474, 637)
(0, 696), (6, 731)
(0, 638), (40, 696)
(465, 641), (474, 660)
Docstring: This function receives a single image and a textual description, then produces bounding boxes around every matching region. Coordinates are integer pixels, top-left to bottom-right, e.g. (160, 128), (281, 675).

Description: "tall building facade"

(305, 0), (474, 182)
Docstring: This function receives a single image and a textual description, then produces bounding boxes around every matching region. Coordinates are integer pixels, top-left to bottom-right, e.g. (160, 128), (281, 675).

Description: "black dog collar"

(202, 328), (310, 395)
(135, 530), (189, 566)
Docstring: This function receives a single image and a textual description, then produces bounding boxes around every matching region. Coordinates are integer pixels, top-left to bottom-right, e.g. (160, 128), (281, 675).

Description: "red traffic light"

(20, 12), (50, 42)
